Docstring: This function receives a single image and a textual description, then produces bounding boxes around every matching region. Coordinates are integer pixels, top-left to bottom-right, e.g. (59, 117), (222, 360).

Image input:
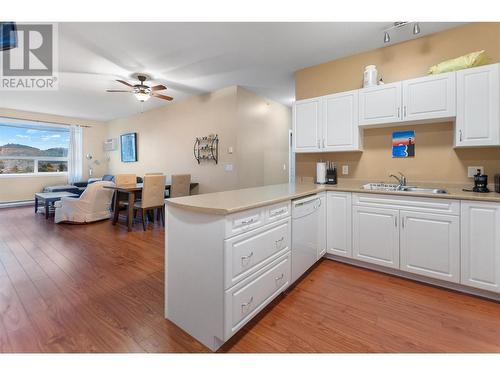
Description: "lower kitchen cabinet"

(352, 206), (400, 269)
(318, 192), (327, 258)
(461, 201), (500, 293)
(400, 210), (460, 282)
(326, 192), (352, 257)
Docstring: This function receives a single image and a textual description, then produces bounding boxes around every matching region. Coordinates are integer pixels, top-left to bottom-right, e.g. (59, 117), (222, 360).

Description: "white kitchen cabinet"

(400, 210), (460, 282)
(461, 201), (500, 293)
(455, 64), (500, 147)
(317, 192), (327, 259)
(359, 82), (402, 126)
(326, 192), (352, 258)
(293, 97), (322, 152)
(402, 72), (456, 122)
(352, 206), (400, 269)
(323, 90), (362, 151)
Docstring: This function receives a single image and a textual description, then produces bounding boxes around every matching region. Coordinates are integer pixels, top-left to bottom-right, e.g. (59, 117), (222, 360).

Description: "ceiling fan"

(106, 74), (173, 102)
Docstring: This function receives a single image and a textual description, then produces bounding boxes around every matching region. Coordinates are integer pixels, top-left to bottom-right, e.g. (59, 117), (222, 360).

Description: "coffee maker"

(473, 169), (490, 193)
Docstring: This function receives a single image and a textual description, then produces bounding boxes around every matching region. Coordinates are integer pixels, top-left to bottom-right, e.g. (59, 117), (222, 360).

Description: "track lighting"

(413, 22), (421, 35)
(383, 22), (421, 43)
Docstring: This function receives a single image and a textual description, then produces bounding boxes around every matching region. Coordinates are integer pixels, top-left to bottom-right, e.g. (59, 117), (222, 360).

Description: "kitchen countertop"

(165, 181), (500, 215)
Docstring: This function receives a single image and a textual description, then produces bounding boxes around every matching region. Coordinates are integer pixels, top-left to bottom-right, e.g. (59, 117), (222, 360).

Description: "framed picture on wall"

(120, 132), (137, 162)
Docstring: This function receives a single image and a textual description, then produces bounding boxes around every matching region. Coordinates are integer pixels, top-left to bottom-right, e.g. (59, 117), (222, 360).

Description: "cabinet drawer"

(224, 252), (291, 340)
(265, 201), (291, 224)
(224, 218), (291, 289)
(352, 193), (460, 215)
(225, 207), (265, 237)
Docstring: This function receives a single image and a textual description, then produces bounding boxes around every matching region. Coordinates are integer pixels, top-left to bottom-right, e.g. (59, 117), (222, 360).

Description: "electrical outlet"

(342, 165), (349, 175)
(468, 166), (484, 178)
(224, 164), (233, 172)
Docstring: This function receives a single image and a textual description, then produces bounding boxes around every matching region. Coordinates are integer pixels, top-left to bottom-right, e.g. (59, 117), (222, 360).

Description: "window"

(0, 118), (70, 176)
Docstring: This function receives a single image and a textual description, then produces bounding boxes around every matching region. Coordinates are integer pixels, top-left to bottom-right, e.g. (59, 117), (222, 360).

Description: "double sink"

(362, 183), (447, 195)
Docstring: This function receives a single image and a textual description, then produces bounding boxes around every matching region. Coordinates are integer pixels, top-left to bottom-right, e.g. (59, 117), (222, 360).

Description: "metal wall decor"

(193, 134), (219, 164)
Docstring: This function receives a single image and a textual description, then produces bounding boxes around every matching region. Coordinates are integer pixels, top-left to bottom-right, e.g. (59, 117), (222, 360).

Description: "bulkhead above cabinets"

(293, 63), (500, 153)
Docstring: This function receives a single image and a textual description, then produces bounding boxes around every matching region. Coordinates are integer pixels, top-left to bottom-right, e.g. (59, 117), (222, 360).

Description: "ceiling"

(0, 22), (464, 122)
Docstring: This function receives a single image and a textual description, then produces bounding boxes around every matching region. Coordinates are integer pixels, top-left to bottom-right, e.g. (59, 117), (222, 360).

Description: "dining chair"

(131, 174), (165, 230)
(170, 174), (191, 198)
(115, 174), (136, 186)
(112, 174), (137, 214)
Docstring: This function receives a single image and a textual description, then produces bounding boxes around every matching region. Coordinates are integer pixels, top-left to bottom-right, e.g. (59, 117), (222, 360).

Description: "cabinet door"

(461, 201), (500, 293)
(359, 82), (402, 126)
(352, 206), (399, 268)
(456, 64), (500, 147)
(293, 98), (322, 152)
(400, 211), (459, 282)
(326, 192), (352, 258)
(317, 193), (327, 259)
(323, 90), (361, 151)
(402, 72), (456, 122)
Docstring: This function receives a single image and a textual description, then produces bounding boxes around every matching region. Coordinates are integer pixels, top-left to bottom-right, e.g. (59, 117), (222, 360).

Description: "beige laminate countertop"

(165, 182), (500, 215)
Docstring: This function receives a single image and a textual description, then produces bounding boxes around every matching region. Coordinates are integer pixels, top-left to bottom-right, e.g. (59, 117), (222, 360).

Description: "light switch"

(468, 166), (484, 178)
(227, 146), (233, 154)
(342, 165), (349, 175)
(224, 164), (233, 172)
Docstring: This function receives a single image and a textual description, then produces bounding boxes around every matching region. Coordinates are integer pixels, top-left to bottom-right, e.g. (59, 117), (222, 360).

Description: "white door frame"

(288, 129), (295, 183)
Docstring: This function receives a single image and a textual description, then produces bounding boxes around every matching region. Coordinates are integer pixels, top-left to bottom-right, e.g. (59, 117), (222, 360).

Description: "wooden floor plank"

(0, 206), (499, 353)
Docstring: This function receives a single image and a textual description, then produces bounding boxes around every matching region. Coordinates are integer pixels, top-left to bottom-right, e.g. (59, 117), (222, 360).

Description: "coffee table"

(35, 192), (79, 219)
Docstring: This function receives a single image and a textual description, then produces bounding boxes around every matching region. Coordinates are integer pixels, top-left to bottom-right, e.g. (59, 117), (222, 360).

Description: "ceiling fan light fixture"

(134, 90), (151, 102)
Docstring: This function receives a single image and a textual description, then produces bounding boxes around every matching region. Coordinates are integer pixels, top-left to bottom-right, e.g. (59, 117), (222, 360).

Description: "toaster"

(495, 174), (500, 193)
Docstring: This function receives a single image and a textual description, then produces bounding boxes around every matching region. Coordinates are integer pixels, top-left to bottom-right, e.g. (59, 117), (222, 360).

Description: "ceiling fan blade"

(151, 84), (167, 91)
(116, 79), (134, 87)
(106, 89), (133, 92)
(152, 93), (174, 101)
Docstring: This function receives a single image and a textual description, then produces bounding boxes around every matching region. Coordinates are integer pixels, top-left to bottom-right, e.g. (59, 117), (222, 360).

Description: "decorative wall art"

(120, 132), (138, 162)
(392, 130), (415, 158)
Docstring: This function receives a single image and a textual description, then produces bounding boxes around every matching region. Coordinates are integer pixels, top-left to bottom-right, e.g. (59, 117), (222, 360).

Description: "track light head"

(384, 31), (390, 43)
(413, 22), (421, 35)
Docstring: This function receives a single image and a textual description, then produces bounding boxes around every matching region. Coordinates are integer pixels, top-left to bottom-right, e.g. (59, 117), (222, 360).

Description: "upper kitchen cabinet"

(402, 72), (456, 122)
(323, 90), (362, 151)
(359, 82), (402, 126)
(455, 64), (500, 147)
(293, 97), (322, 152)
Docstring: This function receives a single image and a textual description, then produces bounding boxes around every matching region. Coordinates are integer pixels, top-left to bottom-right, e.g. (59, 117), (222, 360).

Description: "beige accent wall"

(295, 23), (500, 184)
(106, 86), (291, 194)
(0, 108), (108, 202)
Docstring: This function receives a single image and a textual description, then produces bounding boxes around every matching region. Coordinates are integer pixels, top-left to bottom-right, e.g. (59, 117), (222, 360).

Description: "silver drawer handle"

(272, 208), (286, 216)
(275, 237), (285, 248)
(241, 252), (253, 264)
(241, 297), (253, 313)
(241, 218), (255, 225)
(275, 273), (284, 282)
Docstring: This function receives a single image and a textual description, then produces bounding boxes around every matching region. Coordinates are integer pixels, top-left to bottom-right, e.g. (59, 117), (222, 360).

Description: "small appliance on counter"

(326, 161), (337, 185)
(316, 161), (327, 184)
(495, 174), (500, 193)
(463, 169), (490, 193)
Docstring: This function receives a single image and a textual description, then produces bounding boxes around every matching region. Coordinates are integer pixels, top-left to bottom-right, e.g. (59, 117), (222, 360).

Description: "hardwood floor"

(0, 207), (499, 353)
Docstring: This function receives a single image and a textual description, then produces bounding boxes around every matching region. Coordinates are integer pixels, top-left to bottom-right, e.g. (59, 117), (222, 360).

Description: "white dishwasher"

(291, 194), (321, 283)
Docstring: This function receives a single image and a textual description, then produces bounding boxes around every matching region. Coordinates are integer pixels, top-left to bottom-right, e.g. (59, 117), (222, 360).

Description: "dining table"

(104, 182), (198, 231)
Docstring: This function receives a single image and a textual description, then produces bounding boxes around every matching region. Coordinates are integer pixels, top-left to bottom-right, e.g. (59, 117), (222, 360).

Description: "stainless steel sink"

(400, 187), (447, 194)
(362, 183), (447, 194)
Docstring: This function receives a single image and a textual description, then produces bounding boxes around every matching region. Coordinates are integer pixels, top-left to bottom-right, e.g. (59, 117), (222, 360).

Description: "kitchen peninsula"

(165, 182), (500, 351)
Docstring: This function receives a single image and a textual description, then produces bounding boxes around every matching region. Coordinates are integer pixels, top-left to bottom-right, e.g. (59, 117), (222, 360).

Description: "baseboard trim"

(0, 200), (34, 208)
(324, 254), (500, 303)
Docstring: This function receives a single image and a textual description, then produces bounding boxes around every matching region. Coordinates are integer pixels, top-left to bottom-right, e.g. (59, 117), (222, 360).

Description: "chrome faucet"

(389, 172), (407, 190)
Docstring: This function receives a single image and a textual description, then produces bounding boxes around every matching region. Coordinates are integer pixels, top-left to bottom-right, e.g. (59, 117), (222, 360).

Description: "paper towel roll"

(316, 162), (326, 184)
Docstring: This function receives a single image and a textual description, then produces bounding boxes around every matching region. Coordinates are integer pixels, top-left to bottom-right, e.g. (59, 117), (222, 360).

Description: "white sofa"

(54, 180), (115, 224)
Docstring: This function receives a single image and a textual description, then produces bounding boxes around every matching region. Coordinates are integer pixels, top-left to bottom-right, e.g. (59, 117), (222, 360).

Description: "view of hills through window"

(0, 120), (70, 174)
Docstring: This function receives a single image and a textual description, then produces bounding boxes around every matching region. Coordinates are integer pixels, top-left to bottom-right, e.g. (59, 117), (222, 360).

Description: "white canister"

(363, 65), (378, 87)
